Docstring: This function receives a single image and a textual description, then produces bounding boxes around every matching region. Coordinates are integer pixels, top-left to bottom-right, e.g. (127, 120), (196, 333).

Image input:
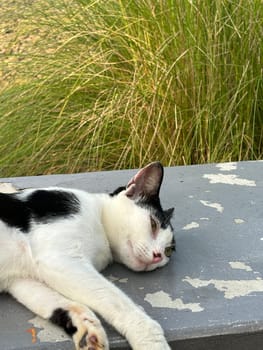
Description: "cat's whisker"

(134, 242), (152, 262)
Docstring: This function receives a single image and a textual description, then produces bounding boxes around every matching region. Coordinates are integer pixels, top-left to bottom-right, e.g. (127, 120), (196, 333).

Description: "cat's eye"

(164, 245), (176, 258)
(150, 216), (158, 233)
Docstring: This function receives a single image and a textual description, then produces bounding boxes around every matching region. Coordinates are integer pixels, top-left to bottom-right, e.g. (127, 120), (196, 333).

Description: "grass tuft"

(0, 0), (262, 176)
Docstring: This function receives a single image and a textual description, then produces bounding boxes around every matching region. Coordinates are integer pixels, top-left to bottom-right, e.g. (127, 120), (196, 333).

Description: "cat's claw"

(69, 307), (109, 350)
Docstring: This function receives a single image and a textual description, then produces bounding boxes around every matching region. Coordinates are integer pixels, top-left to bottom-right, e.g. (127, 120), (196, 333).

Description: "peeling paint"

(229, 261), (252, 272)
(0, 182), (18, 193)
(144, 291), (203, 312)
(200, 200), (224, 213)
(203, 174), (256, 187)
(107, 275), (128, 283)
(107, 275), (119, 282)
(182, 222), (199, 230)
(119, 278), (128, 283)
(29, 316), (69, 343)
(183, 276), (263, 299)
(216, 162), (237, 171)
(234, 218), (245, 224)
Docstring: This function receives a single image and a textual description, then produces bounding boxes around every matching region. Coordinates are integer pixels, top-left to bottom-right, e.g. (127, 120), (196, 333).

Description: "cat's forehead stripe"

(137, 198), (173, 228)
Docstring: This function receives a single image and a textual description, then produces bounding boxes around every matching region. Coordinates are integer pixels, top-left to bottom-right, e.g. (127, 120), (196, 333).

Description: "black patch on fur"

(137, 195), (176, 249)
(50, 308), (77, 336)
(26, 190), (80, 222)
(0, 189), (80, 233)
(138, 195), (172, 229)
(110, 185), (174, 230)
(110, 186), (126, 196)
(0, 193), (31, 232)
(79, 331), (88, 348)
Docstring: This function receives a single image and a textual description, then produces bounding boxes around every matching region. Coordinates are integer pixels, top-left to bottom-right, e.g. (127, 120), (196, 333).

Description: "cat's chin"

(115, 251), (148, 272)
(126, 259), (163, 272)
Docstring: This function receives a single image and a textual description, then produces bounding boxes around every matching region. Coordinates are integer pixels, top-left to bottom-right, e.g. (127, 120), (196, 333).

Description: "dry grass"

(0, 0), (262, 176)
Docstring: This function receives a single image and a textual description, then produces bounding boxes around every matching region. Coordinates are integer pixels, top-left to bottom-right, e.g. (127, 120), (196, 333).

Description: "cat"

(0, 162), (175, 350)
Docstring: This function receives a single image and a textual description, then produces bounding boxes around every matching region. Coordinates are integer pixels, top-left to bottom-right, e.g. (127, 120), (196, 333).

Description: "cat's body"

(0, 162), (175, 350)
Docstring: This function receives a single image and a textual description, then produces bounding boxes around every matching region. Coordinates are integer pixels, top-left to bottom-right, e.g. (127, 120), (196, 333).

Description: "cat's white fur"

(0, 163), (174, 350)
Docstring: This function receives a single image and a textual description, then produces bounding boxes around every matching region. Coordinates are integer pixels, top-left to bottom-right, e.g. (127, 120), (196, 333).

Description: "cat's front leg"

(8, 278), (109, 350)
(39, 259), (171, 350)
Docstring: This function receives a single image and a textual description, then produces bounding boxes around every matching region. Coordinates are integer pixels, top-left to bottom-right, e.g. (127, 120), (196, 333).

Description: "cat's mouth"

(127, 240), (163, 272)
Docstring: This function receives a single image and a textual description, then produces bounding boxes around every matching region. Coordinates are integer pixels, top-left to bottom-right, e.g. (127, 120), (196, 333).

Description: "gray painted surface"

(0, 161), (263, 349)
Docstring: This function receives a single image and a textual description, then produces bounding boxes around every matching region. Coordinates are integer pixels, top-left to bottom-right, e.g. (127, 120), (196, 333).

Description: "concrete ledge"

(1, 161), (263, 349)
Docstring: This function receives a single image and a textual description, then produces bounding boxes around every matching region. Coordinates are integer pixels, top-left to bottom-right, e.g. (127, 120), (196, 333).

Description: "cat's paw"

(129, 317), (171, 350)
(69, 306), (109, 350)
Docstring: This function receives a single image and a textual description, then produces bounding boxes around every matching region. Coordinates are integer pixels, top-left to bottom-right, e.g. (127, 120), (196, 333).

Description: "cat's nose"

(152, 252), (163, 263)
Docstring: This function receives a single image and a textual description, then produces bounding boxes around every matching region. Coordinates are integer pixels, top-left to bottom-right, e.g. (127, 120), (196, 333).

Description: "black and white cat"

(0, 162), (175, 350)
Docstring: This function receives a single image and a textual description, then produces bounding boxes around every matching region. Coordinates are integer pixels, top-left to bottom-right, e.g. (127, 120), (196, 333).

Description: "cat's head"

(105, 162), (175, 272)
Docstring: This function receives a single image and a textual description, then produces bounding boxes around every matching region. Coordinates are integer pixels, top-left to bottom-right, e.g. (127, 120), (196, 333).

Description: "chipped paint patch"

(229, 261), (252, 272)
(0, 182), (18, 193)
(216, 162), (237, 171)
(119, 278), (128, 283)
(183, 276), (263, 299)
(29, 316), (70, 343)
(144, 291), (203, 312)
(107, 275), (128, 283)
(203, 174), (256, 187)
(200, 200), (224, 213)
(234, 218), (245, 224)
(182, 222), (199, 230)
(107, 275), (119, 282)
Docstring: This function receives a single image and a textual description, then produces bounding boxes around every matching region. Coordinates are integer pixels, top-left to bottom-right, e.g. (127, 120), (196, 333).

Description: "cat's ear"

(125, 162), (164, 199)
(164, 207), (174, 224)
